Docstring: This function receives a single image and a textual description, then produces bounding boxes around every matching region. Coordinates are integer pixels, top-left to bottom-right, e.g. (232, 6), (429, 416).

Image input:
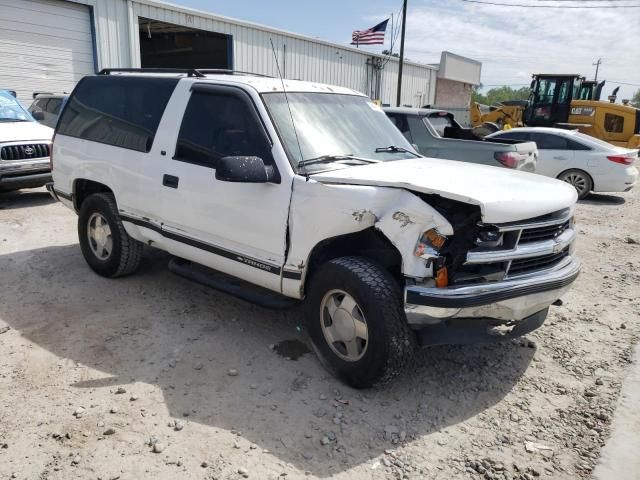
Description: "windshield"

(262, 92), (417, 171)
(0, 91), (34, 122)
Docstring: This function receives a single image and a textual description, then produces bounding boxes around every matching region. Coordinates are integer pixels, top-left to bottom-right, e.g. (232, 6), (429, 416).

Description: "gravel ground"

(0, 186), (638, 480)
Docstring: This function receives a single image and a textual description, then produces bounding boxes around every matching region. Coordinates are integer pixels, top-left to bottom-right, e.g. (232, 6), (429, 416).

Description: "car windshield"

(0, 91), (34, 122)
(262, 92), (418, 171)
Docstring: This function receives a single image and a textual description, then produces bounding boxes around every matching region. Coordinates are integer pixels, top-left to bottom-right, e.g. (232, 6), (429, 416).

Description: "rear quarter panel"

(51, 134), (143, 214)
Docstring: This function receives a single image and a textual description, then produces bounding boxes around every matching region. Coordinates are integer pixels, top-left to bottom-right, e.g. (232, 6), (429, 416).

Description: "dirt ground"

(0, 186), (638, 480)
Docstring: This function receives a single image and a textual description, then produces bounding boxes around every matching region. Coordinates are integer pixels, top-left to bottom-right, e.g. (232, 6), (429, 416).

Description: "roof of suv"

(102, 72), (366, 96)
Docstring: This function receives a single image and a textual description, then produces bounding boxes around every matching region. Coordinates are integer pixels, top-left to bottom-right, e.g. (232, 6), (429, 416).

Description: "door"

(158, 84), (292, 292)
(0, 0), (95, 104)
(528, 132), (575, 177)
(527, 77), (574, 127)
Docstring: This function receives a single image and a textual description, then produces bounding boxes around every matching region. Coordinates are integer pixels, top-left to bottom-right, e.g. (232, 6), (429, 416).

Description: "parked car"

(28, 94), (69, 129)
(49, 71), (580, 387)
(0, 89), (53, 193)
(384, 107), (538, 171)
(487, 127), (638, 199)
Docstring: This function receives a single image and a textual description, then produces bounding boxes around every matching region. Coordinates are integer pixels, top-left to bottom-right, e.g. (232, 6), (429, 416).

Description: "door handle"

(162, 174), (179, 188)
(553, 156), (567, 160)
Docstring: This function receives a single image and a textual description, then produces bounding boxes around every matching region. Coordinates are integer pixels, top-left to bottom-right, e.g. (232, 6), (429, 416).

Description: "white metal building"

(0, 0), (480, 108)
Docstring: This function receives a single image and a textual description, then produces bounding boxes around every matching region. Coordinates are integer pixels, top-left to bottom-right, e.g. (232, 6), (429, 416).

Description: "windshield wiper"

(374, 145), (421, 157)
(298, 154), (380, 169)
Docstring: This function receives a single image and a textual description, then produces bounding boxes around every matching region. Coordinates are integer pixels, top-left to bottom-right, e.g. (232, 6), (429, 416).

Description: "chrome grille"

(508, 247), (570, 275)
(0, 143), (50, 160)
(519, 220), (571, 244)
(462, 209), (576, 282)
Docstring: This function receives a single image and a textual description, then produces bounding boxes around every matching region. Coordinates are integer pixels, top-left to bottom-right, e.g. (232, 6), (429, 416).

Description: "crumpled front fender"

(375, 190), (453, 278)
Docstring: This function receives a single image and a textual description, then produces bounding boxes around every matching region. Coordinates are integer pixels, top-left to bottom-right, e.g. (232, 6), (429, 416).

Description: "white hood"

(311, 157), (578, 224)
(0, 121), (53, 143)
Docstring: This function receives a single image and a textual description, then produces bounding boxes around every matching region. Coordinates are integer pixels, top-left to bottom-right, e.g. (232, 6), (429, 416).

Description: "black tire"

(78, 193), (143, 278)
(304, 256), (415, 388)
(558, 169), (593, 200)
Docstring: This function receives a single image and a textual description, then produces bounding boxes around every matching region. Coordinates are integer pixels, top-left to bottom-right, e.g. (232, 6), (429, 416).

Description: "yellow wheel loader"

(471, 74), (640, 149)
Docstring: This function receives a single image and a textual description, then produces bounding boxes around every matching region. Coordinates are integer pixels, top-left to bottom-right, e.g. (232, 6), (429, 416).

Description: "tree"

(631, 89), (640, 107)
(472, 85), (531, 106)
(382, 49), (400, 58)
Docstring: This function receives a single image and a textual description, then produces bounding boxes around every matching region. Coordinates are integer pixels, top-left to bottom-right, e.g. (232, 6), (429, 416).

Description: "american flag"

(351, 19), (389, 46)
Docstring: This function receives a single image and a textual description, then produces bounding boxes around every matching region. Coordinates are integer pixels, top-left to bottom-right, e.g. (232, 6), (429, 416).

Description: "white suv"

(49, 69), (581, 387)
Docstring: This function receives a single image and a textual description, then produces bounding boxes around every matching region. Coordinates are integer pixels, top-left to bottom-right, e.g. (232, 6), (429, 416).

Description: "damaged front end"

(397, 195), (581, 346)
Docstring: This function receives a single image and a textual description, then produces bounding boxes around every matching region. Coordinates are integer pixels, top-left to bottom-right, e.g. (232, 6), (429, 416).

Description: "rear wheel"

(304, 257), (415, 388)
(558, 169), (593, 199)
(78, 193), (143, 277)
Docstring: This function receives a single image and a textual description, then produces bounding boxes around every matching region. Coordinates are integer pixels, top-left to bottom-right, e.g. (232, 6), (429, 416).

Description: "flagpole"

(396, 0), (407, 107)
(390, 13), (394, 55)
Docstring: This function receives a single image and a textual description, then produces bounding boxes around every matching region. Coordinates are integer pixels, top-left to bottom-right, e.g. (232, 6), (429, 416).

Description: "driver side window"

(175, 91), (273, 169)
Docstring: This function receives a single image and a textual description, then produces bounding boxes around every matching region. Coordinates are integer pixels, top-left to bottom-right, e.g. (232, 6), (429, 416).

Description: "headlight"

(476, 226), (503, 247)
(414, 228), (447, 258)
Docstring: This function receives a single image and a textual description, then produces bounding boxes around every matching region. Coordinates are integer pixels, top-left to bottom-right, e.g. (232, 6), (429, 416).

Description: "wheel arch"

(73, 179), (114, 212)
(557, 168), (595, 192)
(302, 228), (403, 297)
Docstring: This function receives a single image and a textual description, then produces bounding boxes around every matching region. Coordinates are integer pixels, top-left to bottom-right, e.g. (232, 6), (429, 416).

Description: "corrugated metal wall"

(79, 0), (437, 106)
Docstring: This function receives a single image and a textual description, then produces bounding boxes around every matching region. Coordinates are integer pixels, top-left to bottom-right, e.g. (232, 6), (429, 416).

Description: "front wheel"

(304, 257), (415, 388)
(558, 169), (593, 200)
(78, 193), (143, 277)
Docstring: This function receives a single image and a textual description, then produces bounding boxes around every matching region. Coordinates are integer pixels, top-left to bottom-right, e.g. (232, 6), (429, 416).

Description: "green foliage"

(631, 89), (640, 107)
(472, 85), (531, 106)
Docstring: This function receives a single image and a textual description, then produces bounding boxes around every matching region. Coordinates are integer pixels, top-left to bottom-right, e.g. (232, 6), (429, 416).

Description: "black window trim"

(493, 131), (531, 142)
(55, 75), (179, 153)
(172, 83), (276, 170)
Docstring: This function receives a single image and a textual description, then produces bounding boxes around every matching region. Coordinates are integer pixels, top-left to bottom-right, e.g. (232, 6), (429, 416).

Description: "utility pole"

(593, 58), (602, 81)
(396, 0), (407, 107)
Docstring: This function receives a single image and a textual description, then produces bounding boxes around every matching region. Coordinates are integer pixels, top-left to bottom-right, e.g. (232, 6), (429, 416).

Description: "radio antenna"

(269, 38), (304, 165)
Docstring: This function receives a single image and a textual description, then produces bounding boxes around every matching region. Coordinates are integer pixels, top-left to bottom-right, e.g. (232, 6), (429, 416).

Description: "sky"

(171, 0), (640, 100)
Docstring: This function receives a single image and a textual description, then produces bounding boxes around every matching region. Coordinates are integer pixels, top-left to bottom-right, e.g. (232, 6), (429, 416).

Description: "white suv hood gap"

(311, 157), (578, 224)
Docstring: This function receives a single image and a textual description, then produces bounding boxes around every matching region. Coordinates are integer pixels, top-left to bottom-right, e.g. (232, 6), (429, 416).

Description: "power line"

(461, 0), (640, 7)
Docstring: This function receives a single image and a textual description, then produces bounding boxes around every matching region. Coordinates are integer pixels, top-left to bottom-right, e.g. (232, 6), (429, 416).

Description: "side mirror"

(215, 156), (279, 184)
(32, 110), (45, 121)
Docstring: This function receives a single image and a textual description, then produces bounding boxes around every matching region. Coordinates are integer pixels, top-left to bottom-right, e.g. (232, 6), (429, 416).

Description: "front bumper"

(0, 159), (51, 190)
(404, 256), (580, 343)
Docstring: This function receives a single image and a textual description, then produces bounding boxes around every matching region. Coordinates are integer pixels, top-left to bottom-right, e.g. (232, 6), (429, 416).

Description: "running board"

(168, 257), (299, 310)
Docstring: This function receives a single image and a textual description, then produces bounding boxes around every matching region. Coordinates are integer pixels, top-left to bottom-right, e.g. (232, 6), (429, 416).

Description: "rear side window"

(427, 113), (454, 137)
(493, 131), (530, 141)
(566, 138), (591, 151)
(174, 90), (273, 168)
(529, 132), (569, 150)
(57, 75), (178, 152)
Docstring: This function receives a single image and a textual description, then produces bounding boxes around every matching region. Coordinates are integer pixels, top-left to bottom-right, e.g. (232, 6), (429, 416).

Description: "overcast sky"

(174, 0), (640, 100)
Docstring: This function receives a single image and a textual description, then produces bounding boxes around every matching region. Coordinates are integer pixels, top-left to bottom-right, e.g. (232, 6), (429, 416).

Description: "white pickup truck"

(49, 70), (580, 387)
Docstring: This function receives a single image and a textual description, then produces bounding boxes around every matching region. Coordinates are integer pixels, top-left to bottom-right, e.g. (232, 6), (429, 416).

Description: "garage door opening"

(138, 17), (232, 70)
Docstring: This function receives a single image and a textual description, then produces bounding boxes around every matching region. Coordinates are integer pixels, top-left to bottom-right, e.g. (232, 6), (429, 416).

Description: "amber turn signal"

(414, 228), (447, 257)
(435, 266), (449, 288)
